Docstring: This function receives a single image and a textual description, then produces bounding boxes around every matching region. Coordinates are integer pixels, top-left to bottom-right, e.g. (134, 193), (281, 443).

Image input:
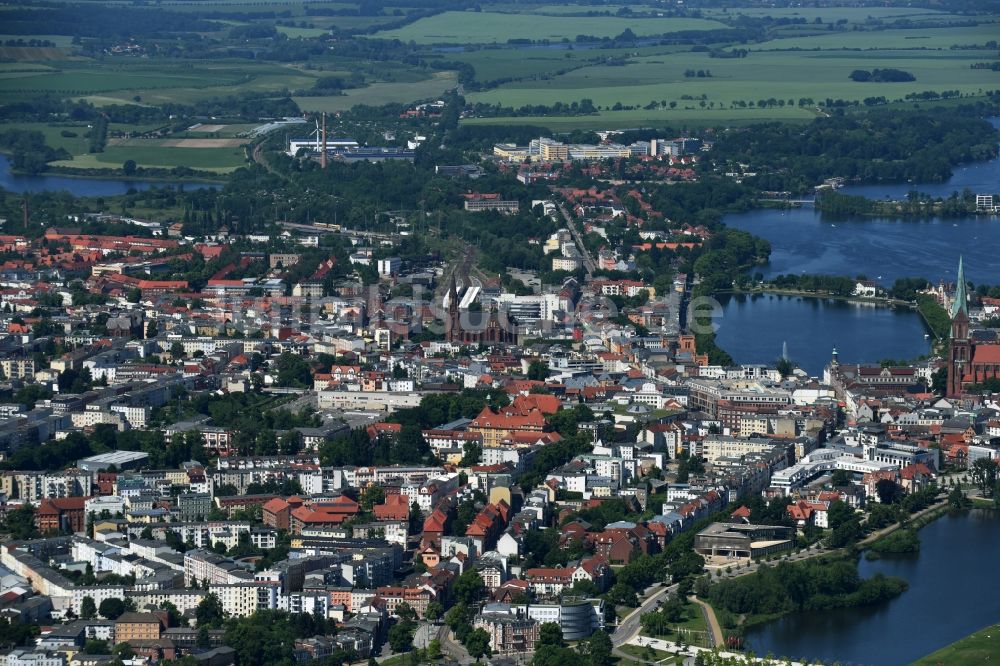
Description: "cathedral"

(947, 258), (1000, 397)
(444, 275), (518, 346)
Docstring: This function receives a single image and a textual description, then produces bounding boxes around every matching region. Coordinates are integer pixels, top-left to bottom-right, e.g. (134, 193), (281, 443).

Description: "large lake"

(745, 510), (1000, 666)
(717, 117), (999, 371)
(713, 294), (930, 376)
(725, 117), (1000, 287)
(0, 154), (216, 195)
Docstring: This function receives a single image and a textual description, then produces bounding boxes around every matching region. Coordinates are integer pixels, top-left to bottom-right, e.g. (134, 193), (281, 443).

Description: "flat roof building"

(77, 451), (149, 472)
(693, 522), (794, 560)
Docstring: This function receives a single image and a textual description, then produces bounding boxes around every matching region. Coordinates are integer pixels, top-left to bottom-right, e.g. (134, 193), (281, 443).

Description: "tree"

(83, 639), (110, 654)
(99, 598), (126, 620)
(426, 638), (442, 659)
(80, 596), (97, 620)
(0, 505), (38, 540)
(122, 159), (137, 176)
(586, 630), (613, 666)
(388, 621), (415, 653)
(395, 602), (417, 622)
(274, 352), (311, 387)
(162, 601), (182, 627)
(606, 582), (638, 607)
(971, 458), (1000, 497)
(527, 360), (550, 381)
(826, 500), (855, 530)
(195, 593), (224, 627)
(425, 601), (444, 622)
(170, 341), (185, 359)
(830, 469), (850, 487)
(465, 628), (492, 662)
(360, 485), (385, 512)
(537, 622), (564, 648)
(453, 569), (485, 605)
(196, 625), (212, 649)
(875, 478), (904, 505)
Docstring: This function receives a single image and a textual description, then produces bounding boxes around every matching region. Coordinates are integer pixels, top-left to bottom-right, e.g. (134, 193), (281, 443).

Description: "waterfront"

(839, 117), (1000, 201)
(725, 117), (1000, 287)
(745, 510), (1000, 666)
(713, 293), (930, 376)
(0, 155), (215, 195)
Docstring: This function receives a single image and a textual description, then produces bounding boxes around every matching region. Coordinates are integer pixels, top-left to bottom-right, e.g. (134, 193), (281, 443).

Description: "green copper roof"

(951, 256), (968, 320)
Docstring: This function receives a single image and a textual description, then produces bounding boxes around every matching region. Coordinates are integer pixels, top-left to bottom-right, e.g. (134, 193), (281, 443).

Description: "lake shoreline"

(743, 507), (1000, 664)
(715, 286), (915, 308)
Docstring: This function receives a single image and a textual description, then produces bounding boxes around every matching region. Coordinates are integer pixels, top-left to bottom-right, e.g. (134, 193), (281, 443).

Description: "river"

(0, 154), (215, 195)
(713, 293), (930, 376)
(745, 510), (1000, 666)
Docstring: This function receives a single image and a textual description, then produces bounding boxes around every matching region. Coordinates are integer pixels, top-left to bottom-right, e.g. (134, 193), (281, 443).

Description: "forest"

(710, 105), (1000, 193)
(708, 557), (908, 618)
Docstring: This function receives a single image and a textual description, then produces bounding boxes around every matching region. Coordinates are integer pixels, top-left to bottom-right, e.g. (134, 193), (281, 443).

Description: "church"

(444, 275), (518, 346)
(947, 258), (1000, 397)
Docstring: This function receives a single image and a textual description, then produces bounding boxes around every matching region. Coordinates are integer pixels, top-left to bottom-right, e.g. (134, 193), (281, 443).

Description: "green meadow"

(911, 623), (1000, 666)
(456, 14), (1000, 129)
(294, 71), (458, 112)
(375, 11), (727, 44)
(53, 143), (248, 172)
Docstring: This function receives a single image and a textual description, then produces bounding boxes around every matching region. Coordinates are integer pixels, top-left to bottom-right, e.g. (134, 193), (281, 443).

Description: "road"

(613, 581), (678, 647)
(438, 626), (471, 664)
(556, 202), (596, 277)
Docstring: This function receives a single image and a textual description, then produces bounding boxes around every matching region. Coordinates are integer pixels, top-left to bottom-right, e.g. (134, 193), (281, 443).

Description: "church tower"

(947, 257), (971, 398)
(445, 274), (461, 342)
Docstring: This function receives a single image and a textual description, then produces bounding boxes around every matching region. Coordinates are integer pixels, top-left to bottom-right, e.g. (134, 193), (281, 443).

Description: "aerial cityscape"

(0, 0), (999, 665)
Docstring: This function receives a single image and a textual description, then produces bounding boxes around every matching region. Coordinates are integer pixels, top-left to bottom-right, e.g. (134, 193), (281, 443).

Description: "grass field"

(702, 6), (975, 25)
(469, 47), (998, 109)
(911, 623), (1000, 665)
(275, 25), (330, 38)
(461, 17), (1000, 129)
(375, 11), (727, 44)
(463, 106), (817, 130)
(53, 142), (247, 172)
(294, 71), (458, 112)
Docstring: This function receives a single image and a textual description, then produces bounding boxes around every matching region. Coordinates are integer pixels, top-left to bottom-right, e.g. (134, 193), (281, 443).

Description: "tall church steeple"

(948, 257), (971, 397)
(952, 255), (969, 322)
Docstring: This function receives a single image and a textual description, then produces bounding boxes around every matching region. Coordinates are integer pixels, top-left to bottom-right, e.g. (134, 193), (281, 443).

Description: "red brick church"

(947, 258), (1000, 397)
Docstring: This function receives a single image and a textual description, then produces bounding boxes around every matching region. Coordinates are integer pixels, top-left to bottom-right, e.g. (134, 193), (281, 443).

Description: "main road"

(556, 202), (596, 277)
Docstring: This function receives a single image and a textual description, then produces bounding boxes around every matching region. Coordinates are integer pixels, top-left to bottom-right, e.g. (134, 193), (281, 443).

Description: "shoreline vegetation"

(816, 189), (999, 218)
(25, 165), (227, 185)
(705, 489), (955, 644)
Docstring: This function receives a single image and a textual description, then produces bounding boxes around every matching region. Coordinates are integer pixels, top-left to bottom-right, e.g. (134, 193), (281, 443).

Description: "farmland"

(374, 12), (728, 44)
(294, 71), (458, 113)
(51, 139), (248, 172)
(453, 15), (1000, 129)
(1, 0), (998, 169)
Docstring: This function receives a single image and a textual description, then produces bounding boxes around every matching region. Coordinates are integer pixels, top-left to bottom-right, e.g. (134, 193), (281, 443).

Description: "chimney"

(321, 112), (328, 169)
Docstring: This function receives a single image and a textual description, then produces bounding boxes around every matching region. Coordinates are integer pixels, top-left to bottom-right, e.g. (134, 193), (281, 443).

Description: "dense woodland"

(711, 107), (1000, 193)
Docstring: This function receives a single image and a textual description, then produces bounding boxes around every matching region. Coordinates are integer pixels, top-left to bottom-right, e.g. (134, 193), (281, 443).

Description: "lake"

(713, 293), (931, 376)
(724, 117), (1000, 287)
(745, 510), (1000, 666)
(0, 154), (216, 196)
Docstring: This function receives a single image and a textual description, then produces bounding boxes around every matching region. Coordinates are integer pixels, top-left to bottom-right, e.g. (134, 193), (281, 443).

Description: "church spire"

(951, 256), (968, 321)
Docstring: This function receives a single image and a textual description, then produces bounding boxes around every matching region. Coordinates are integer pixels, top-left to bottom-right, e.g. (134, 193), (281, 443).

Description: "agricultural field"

(374, 11), (728, 44)
(52, 139), (248, 172)
(460, 15), (1000, 129)
(700, 6), (979, 25)
(294, 71), (458, 113)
